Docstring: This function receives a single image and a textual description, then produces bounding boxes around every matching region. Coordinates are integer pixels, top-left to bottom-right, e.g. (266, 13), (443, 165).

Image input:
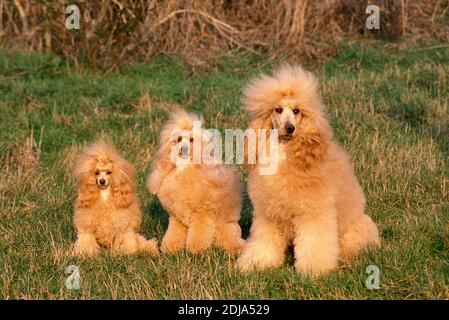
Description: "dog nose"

(285, 123), (295, 134)
(181, 144), (189, 156)
(99, 179), (106, 185)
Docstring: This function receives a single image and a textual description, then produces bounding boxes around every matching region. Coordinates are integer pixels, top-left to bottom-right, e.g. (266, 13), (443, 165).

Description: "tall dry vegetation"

(0, 0), (448, 68)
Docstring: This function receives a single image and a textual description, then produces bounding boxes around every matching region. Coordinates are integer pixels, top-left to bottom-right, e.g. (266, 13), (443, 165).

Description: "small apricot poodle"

(147, 110), (244, 254)
(236, 64), (380, 276)
(73, 140), (158, 256)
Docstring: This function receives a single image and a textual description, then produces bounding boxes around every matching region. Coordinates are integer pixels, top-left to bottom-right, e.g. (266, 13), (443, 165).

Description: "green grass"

(0, 44), (448, 299)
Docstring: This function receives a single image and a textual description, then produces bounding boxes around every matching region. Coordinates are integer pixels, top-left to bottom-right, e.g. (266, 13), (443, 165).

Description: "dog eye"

(95, 171), (100, 175)
(293, 109), (300, 115)
(107, 171), (112, 175)
(189, 137), (194, 142)
(275, 107), (283, 113)
(177, 136), (182, 142)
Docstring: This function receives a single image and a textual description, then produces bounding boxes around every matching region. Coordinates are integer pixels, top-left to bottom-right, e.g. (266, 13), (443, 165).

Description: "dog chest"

(100, 189), (110, 201)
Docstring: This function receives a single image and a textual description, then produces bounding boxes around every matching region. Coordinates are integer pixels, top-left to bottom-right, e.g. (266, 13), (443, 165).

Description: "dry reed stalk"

(0, 0), (446, 69)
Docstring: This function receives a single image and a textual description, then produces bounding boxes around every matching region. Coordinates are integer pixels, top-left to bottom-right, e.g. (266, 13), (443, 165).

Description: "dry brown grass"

(1, 0), (447, 69)
(3, 129), (42, 170)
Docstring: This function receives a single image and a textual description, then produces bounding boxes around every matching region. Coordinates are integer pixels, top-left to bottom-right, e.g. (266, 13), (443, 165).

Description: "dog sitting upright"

(236, 64), (380, 276)
(73, 140), (158, 256)
(147, 110), (244, 254)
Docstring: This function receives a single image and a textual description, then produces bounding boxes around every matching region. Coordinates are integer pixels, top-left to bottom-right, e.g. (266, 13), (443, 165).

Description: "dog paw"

(161, 238), (185, 254)
(235, 254), (257, 273)
(236, 244), (285, 272)
(186, 240), (210, 254)
(222, 238), (245, 255)
(294, 259), (337, 277)
(143, 238), (159, 255)
(74, 243), (100, 257)
(235, 252), (277, 273)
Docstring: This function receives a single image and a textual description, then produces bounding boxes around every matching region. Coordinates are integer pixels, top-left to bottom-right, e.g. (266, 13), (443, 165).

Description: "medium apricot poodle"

(147, 110), (244, 254)
(236, 64), (380, 276)
(73, 140), (158, 256)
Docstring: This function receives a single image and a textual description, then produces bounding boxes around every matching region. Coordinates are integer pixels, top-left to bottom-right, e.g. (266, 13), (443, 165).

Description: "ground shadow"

(145, 197), (169, 230)
(239, 190), (253, 239)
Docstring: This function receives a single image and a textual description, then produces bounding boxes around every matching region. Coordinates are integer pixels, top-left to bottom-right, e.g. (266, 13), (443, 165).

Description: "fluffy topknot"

(243, 64), (323, 120)
(74, 139), (136, 189)
(160, 109), (203, 143)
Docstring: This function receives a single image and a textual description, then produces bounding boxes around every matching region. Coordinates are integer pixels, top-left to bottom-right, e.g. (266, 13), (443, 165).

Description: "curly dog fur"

(236, 64), (380, 276)
(147, 110), (244, 254)
(73, 140), (158, 256)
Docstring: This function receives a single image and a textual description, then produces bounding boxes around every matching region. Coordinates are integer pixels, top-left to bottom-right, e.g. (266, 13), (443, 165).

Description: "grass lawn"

(0, 44), (448, 299)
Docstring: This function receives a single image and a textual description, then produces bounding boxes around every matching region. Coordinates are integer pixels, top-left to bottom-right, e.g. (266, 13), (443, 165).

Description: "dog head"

(157, 109), (210, 165)
(74, 140), (136, 208)
(244, 64), (329, 140)
(243, 64), (333, 168)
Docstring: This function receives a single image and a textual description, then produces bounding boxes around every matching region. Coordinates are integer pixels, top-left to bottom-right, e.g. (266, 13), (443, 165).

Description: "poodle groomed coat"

(147, 110), (244, 254)
(73, 140), (158, 256)
(236, 65), (380, 276)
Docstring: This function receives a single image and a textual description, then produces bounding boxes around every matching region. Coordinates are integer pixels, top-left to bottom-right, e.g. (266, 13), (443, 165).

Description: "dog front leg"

(236, 214), (288, 272)
(215, 222), (245, 254)
(293, 208), (339, 277)
(74, 233), (100, 257)
(186, 216), (215, 254)
(161, 217), (187, 253)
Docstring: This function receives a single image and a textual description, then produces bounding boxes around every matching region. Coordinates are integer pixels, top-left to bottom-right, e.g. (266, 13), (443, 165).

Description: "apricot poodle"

(73, 140), (158, 256)
(236, 64), (380, 276)
(147, 110), (244, 254)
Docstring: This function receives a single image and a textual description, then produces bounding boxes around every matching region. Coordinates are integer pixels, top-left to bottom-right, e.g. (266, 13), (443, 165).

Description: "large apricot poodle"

(236, 64), (380, 276)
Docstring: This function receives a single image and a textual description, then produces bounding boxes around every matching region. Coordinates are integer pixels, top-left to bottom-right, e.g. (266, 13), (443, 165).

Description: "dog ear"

(146, 142), (175, 195)
(289, 114), (331, 168)
(290, 133), (327, 168)
(76, 173), (99, 208)
(244, 114), (272, 169)
(111, 159), (136, 208)
(112, 182), (134, 208)
(248, 113), (272, 131)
